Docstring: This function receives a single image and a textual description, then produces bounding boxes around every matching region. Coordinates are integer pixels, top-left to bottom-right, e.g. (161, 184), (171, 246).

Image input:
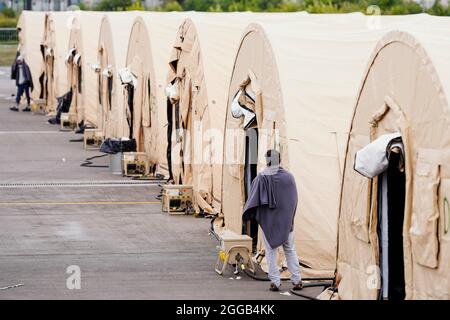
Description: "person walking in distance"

(10, 55), (33, 112)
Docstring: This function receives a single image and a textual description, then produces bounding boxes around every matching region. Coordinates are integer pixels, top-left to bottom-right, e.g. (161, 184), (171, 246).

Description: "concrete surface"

(0, 67), (320, 299)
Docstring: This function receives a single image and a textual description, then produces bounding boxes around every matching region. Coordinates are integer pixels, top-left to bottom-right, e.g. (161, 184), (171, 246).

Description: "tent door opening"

(126, 84), (134, 139)
(377, 148), (406, 300)
(243, 127), (258, 252)
(354, 132), (406, 300)
(39, 45), (45, 99)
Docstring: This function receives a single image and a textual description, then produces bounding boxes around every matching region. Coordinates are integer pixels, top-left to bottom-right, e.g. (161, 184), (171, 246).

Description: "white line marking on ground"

(0, 131), (59, 134)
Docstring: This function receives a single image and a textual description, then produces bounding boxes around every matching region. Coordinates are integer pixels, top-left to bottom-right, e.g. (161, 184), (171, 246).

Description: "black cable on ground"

(242, 267), (334, 284)
(69, 138), (84, 142)
(299, 277), (335, 281)
(242, 268), (274, 281)
(131, 175), (164, 181)
(209, 217), (221, 242)
(302, 282), (333, 289)
(289, 289), (320, 300)
(240, 264), (332, 300)
(80, 154), (109, 168)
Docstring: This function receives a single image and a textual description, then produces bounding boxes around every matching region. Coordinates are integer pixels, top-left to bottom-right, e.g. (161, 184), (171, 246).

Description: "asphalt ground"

(0, 67), (321, 299)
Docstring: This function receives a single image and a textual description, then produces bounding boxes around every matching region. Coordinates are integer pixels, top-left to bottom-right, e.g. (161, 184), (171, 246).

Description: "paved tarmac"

(0, 67), (320, 300)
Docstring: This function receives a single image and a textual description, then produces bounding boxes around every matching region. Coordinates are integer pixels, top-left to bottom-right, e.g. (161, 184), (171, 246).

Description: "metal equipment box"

(83, 129), (103, 150)
(31, 99), (47, 114)
(219, 231), (253, 258)
(122, 152), (149, 177)
(60, 113), (77, 131)
(162, 185), (193, 214)
(215, 230), (255, 275)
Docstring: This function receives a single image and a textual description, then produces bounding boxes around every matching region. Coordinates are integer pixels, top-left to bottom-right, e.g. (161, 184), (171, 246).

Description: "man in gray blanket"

(242, 149), (303, 292)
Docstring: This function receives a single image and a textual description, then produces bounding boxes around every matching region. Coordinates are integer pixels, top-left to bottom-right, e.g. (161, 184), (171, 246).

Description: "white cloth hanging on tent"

(354, 132), (402, 178)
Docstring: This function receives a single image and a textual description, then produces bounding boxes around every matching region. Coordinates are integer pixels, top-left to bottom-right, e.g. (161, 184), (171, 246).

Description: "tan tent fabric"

(167, 13), (248, 214)
(42, 11), (75, 112)
(166, 12), (304, 214)
(17, 11), (46, 101)
(337, 18), (450, 300)
(221, 13), (435, 278)
(97, 12), (138, 138)
(166, 13), (250, 214)
(67, 11), (104, 126)
(124, 12), (188, 176)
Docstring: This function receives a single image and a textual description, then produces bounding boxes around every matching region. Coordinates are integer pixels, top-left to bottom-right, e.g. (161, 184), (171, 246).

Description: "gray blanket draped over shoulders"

(242, 166), (298, 248)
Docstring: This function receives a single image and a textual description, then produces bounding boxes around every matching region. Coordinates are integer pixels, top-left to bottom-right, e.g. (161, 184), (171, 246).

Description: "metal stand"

(215, 245), (256, 275)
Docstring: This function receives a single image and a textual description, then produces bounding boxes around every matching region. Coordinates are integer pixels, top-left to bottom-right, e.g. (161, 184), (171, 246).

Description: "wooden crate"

(60, 113), (77, 131)
(31, 99), (47, 115)
(83, 129), (104, 150)
(161, 185), (193, 214)
(122, 152), (149, 177)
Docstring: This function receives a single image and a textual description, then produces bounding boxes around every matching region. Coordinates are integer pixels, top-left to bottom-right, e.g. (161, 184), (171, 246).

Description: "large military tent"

(97, 12), (137, 138)
(41, 11), (75, 112)
(221, 13), (434, 279)
(166, 13), (254, 214)
(16, 10), (46, 101)
(124, 11), (187, 176)
(66, 11), (104, 126)
(165, 12), (305, 214)
(337, 18), (450, 300)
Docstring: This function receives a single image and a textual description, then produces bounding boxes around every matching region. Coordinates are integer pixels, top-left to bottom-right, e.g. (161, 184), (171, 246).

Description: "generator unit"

(60, 113), (77, 131)
(31, 99), (47, 114)
(161, 185), (193, 214)
(122, 152), (149, 177)
(83, 129), (104, 150)
(215, 230), (255, 275)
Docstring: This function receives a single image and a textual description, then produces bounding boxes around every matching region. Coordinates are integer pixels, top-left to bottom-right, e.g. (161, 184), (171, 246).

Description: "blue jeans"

(16, 83), (30, 106)
(262, 231), (302, 287)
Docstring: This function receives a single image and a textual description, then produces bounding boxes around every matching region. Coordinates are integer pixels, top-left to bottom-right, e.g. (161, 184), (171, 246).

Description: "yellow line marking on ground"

(0, 201), (160, 206)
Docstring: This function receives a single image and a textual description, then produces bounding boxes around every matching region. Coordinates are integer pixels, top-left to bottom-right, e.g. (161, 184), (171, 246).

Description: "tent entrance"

(69, 54), (82, 112)
(243, 127), (258, 252)
(377, 150), (406, 300)
(354, 132), (406, 300)
(44, 55), (54, 106)
(39, 45), (45, 99)
(126, 84), (134, 139)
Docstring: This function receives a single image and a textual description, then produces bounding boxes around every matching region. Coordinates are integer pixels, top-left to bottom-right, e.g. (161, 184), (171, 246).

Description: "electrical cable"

(327, 287), (339, 300)
(241, 267), (334, 284)
(240, 263), (333, 300)
(209, 217), (221, 242)
(131, 175), (164, 181)
(80, 154), (109, 168)
(289, 289), (320, 300)
(69, 138), (84, 142)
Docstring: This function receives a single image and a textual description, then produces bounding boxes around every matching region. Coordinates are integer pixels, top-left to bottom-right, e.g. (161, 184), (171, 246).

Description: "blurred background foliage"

(108, 0), (450, 15)
(1, 0), (449, 28)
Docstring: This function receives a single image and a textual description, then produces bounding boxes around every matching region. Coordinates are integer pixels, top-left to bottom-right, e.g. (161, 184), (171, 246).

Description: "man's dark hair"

(265, 149), (280, 167)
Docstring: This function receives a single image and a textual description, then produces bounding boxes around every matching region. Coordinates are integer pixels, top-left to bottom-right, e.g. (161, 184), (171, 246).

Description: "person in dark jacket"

(10, 55), (33, 112)
(242, 149), (302, 292)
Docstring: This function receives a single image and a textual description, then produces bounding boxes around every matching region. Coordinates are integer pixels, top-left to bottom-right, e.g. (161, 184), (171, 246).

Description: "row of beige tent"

(17, 10), (449, 300)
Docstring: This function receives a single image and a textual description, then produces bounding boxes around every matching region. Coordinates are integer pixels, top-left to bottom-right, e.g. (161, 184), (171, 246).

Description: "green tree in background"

(126, 0), (146, 10)
(1, 7), (17, 18)
(94, 0), (133, 11)
(163, 1), (184, 11)
(0, 7), (18, 27)
(86, 0), (450, 16)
